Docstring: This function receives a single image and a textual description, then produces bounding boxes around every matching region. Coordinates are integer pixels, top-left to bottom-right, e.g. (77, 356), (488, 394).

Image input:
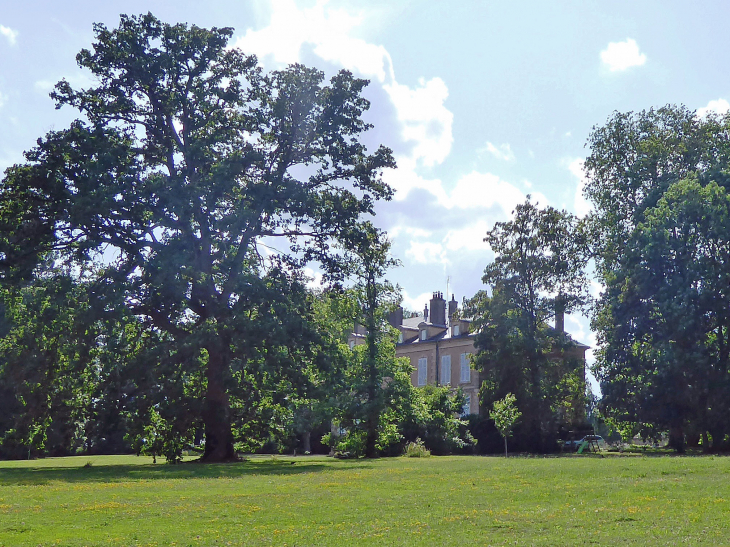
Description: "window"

(397, 332), (404, 343)
(461, 395), (471, 417)
(441, 355), (451, 385)
(460, 353), (470, 383)
(453, 324), (460, 337)
(420, 329), (427, 341)
(349, 341), (355, 350)
(418, 357), (428, 386)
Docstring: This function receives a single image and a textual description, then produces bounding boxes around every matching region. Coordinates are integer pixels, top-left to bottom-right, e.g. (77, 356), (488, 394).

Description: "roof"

(397, 320), (474, 346)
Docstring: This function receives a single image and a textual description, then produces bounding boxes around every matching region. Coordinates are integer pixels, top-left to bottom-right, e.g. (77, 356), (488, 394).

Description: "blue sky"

(2, 1), (730, 383)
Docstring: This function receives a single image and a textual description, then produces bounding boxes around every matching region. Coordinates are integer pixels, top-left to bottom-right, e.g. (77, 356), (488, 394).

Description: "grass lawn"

(1, 453), (730, 546)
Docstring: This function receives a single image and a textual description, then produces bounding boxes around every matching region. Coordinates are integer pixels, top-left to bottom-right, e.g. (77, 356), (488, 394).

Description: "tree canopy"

(0, 13), (395, 461)
(586, 105), (730, 451)
(467, 198), (590, 452)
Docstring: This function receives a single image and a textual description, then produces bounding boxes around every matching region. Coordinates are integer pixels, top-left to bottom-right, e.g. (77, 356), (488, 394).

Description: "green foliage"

(490, 393), (521, 457)
(490, 393), (521, 439)
(586, 105), (730, 452)
(0, 14), (394, 461)
(467, 198), (589, 452)
(403, 437), (430, 457)
(327, 338), (414, 457)
(0, 275), (100, 458)
(401, 385), (475, 455)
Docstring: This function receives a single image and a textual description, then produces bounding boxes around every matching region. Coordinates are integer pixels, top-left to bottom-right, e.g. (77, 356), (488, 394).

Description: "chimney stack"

(448, 293), (458, 323)
(387, 306), (404, 329)
(429, 291), (446, 326)
(423, 303), (428, 322)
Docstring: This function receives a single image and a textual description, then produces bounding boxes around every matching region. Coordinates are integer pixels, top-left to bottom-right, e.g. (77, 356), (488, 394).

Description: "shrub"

(404, 438), (430, 458)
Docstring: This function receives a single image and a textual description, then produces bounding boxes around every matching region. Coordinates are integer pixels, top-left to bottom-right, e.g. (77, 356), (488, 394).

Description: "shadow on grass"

(0, 458), (371, 486)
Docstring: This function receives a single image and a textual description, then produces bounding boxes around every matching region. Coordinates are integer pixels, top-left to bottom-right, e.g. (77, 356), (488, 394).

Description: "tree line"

(467, 105), (730, 455)
(1, 14), (728, 460)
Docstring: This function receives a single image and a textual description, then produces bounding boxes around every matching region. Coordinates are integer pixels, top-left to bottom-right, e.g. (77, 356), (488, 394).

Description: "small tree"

(490, 393), (521, 457)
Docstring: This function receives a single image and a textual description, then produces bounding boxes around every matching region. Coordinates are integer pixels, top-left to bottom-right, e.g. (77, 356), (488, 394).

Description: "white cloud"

(443, 221), (490, 253)
(600, 38), (646, 72)
(401, 290), (432, 314)
(234, 0), (394, 82)
(385, 77), (453, 168)
(381, 157), (449, 202)
(566, 158), (592, 217)
(479, 141), (514, 161)
(405, 240), (446, 265)
(0, 25), (18, 46)
(232, 0), (453, 198)
(697, 98), (730, 119)
(303, 267), (324, 289)
(35, 80), (55, 93)
(389, 225), (431, 240)
(448, 171), (547, 214)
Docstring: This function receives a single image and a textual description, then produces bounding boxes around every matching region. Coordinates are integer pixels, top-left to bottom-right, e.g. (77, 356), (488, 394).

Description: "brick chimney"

(448, 293), (458, 323)
(387, 306), (404, 329)
(429, 291), (446, 326)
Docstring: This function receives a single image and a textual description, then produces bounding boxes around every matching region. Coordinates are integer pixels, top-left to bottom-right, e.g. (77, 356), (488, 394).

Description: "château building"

(349, 291), (589, 417)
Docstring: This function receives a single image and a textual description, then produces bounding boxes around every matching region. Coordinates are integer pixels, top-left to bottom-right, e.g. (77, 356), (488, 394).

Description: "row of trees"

(2, 13), (726, 459)
(476, 105), (730, 454)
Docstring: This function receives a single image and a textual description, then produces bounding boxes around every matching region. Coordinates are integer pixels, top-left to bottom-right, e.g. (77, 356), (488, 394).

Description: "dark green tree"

(585, 106), (730, 451)
(466, 198), (590, 452)
(328, 224), (406, 458)
(0, 274), (100, 458)
(0, 14), (394, 461)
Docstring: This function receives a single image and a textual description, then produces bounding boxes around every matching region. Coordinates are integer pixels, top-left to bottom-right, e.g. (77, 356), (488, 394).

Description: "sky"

(2, 0), (730, 386)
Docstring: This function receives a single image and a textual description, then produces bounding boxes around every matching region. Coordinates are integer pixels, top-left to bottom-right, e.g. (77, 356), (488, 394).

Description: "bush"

(404, 438), (430, 458)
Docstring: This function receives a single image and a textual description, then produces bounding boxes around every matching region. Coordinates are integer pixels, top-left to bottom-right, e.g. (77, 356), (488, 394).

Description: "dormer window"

(420, 329), (427, 341)
(398, 332), (404, 343)
(453, 324), (460, 337)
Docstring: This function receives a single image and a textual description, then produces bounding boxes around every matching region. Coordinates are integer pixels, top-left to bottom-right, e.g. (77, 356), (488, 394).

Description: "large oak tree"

(0, 13), (394, 461)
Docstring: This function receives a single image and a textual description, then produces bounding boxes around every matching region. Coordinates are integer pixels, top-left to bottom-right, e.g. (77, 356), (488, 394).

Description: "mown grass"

(1, 453), (729, 546)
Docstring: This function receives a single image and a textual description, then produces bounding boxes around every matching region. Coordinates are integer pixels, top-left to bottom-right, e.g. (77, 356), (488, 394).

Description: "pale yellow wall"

(396, 336), (480, 415)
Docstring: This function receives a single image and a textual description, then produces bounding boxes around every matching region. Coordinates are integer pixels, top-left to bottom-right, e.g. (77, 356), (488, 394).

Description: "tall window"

(453, 324), (460, 337)
(418, 357), (428, 386)
(460, 353), (470, 383)
(441, 355), (451, 386)
(461, 394), (471, 417)
(420, 330), (427, 341)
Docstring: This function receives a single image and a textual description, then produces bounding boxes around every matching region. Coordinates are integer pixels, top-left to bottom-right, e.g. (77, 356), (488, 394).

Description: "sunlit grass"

(1, 453), (729, 545)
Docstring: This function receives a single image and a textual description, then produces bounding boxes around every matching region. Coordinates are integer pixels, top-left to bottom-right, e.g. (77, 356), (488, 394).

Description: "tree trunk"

(302, 430), (311, 454)
(668, 425), (685, 454)
(504, 437), (508, 458)
(201, 341), (237, 462)
(364, 271), (379, 459)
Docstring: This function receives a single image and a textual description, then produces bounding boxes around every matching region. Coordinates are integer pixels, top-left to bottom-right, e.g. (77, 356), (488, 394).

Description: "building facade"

(348, 290), (588, 418)
(394, 292), (481, 415)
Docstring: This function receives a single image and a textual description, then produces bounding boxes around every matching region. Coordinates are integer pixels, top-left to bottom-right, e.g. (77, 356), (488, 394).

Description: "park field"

(1, 454), (730, 546)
